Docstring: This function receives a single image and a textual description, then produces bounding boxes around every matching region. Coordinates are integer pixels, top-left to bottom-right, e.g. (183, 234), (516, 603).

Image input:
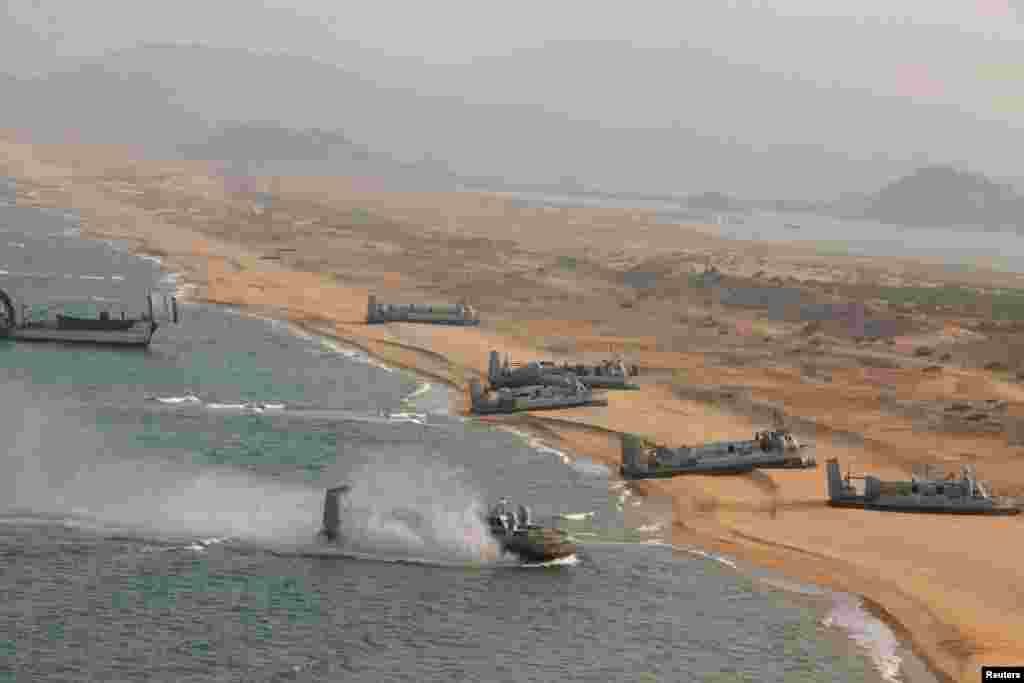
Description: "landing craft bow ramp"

(0, 287), (15, 335)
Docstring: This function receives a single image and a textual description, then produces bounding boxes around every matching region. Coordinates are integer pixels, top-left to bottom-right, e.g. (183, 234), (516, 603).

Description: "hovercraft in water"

(484, 498), (576, 563)
(317, 487), (576, 564)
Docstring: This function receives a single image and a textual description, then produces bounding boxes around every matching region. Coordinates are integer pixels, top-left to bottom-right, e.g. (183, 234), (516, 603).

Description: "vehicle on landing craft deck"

(469, 378), (608, 414)
(487, 350), (640, 390)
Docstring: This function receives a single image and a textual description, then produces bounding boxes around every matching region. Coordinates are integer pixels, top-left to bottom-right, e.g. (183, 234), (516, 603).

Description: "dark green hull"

(492, 526), (577, 563)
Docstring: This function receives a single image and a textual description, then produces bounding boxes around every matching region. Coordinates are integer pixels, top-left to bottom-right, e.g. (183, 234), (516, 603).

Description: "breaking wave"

(143, 395), (432, 425)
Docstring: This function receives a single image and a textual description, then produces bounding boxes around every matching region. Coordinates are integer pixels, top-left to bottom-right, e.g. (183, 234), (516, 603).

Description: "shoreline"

(4, 137), (1021, 681)
(170, 274), (945, 683)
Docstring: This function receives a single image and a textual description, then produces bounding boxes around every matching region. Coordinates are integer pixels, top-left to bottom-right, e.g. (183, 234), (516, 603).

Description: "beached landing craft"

(317, 487), (577, 563)
(825, 459), (1020, 515)
(487, 350), (640, 390)
(0, 288), (178, 347)
(468, 378), (609, 415)
(366, 295), (479, 326)
(620, 430), (816, 479)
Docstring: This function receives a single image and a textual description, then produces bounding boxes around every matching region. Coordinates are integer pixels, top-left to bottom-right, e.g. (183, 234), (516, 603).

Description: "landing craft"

(486, 351), (579, 390)
(485, 498), (576, 563)
(825, 459), (1020, 515)
(317, 487), (576, 563)
(469, 378), (608, 414)
(620, 430), (816, 479)
(488, 350), (640, 390)
(366, 295), (479, 326)
(0, 288), (178, 347)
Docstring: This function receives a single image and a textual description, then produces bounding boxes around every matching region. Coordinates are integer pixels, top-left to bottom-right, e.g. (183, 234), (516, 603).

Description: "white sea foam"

(570, 460), (610, 476)
(521, 554), (579, 568)
(645, 537), (904, 682)
(647, 543), (740, 570)
(494, 425), (573, 465)
(184, 536), (230, 552)
(823, 593), (904, 683)
(153, 395), (201, 405)
(386, 412), (428, 425)
(560, 512), (595, 521)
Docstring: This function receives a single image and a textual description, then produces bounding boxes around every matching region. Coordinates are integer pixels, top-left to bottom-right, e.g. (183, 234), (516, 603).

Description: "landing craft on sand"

(487, 350), (640, 390)
(825, 459), (1020, 515)
(317, 487), (576, 563)
(620, 430), (816, 479)
(469, 378), (609, 415)
(486, 350), (578, 390)
(366, 295), (479, 326)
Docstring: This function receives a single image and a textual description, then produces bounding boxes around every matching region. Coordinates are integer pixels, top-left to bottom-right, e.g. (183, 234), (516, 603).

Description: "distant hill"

(685, 191), (745, 212)
(4, 43), (1024, 206)
(678, 165), (1024, 231)
(0, 51), (454, 188)
(0, 64), (208, 147)
(831, 165), (1024, 230)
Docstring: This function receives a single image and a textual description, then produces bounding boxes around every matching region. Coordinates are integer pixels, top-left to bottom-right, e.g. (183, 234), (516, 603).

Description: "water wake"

(319, 453), (499, 565)
(3, 375), (502, 569)
(1, 384), (324, 546)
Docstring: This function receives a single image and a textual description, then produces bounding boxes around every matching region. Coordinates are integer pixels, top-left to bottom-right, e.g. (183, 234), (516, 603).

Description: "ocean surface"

(0, 187), (934, 682)
(482, 187), (1024, 275)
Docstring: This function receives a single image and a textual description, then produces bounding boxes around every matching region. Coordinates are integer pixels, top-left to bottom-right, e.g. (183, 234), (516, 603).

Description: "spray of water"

(2, 381), (322, 545)
(2, 382), (499, 564)
(332, 452), (499, 564)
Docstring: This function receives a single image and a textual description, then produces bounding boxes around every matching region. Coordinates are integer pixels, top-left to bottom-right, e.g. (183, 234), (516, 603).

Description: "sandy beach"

(4, 130), (1024, 682)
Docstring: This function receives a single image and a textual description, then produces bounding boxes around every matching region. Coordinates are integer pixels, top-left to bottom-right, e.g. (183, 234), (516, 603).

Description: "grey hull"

(366, 295), (480, 326)
(828, 499), (1020, 515)
(824, 458), (1020, 515)
(577, 377), (640, 390)
(621, 462), (756, 479)
(471, 396), (609, 415)
(367, 317), (480, 326)
(620, 431), (816, 480)
(10, 324), (156, 346)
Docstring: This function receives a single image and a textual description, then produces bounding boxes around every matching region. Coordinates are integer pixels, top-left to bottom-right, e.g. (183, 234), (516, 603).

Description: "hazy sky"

(4, 0), (1024, 194)
(7, 0), (1024, 100)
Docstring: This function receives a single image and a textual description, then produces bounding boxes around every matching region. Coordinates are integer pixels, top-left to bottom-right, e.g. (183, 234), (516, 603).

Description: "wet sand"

(4, 129), (1024, 682)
